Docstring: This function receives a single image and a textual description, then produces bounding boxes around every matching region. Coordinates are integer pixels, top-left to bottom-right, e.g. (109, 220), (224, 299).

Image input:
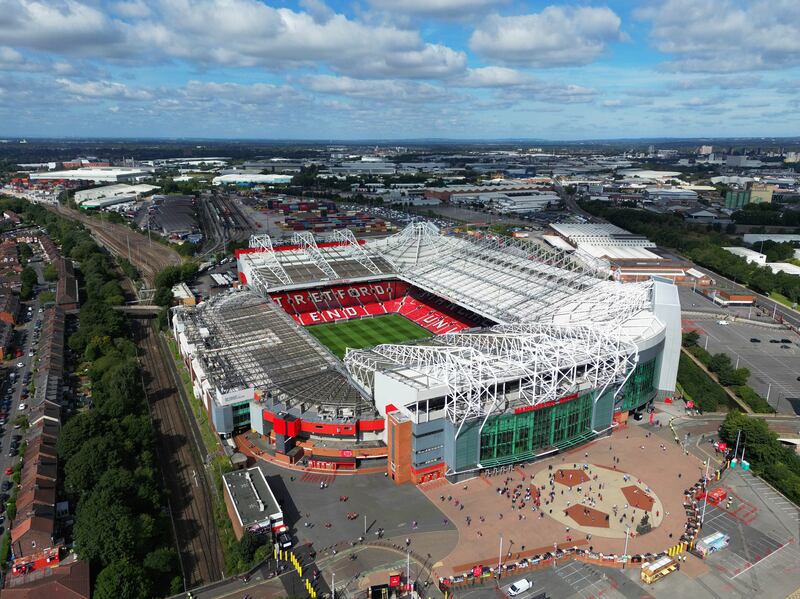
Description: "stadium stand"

(271, 280), (486, 334)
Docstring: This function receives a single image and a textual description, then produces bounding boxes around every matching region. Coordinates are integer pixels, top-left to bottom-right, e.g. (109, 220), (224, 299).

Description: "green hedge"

(733, 386), (775, 414)
(677, 353), (730, 412)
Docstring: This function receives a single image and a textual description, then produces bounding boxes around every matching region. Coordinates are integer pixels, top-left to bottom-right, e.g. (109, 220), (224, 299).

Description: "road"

(47, 204), (182, 287)
(675, 262), (800, 330)
(133, 317), (224, 588)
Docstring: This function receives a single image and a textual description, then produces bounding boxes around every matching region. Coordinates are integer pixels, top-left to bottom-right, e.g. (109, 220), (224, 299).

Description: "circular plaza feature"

(531, 464), (664, 539)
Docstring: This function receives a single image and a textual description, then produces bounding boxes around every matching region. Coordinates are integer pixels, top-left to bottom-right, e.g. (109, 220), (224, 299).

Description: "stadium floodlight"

(292, 231), (339, 280)
(248, 234), (293, 287)
(333, 229), (383, 275)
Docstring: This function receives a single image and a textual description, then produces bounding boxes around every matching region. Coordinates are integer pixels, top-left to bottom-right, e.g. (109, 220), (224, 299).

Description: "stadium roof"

(236, 222), (672, 429)
(174, 289), (372, 415)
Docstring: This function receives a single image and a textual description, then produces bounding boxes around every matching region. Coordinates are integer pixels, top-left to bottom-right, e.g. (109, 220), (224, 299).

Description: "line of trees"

(581, 202), (800, 305)
(682, 332), (774, 413)
(1, 197), (182, 598)
(720, 411), (800, 505)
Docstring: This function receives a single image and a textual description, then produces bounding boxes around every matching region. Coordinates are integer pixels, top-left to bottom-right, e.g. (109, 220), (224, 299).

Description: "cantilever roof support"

(333, 229), (382, 275)
(292, 231), (339, 280)
(249, 234), (293, 286)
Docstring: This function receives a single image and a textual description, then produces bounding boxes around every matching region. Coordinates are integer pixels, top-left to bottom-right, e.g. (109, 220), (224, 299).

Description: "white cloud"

(366, 0), (505, 18)
(182, 80), (304, 106)
(0, 0), (132, 57)
(301, 74), (451, 102)
(56, 78), (153, 100)
(111, 0), (151, 18)
(602, 99), (624, 107)
(470, 6), (623, 67)
(135, 0), (467, 78)
(637, 0), (800, 73)
(0, 0), (467, 79)
(459, 66), (532, 88)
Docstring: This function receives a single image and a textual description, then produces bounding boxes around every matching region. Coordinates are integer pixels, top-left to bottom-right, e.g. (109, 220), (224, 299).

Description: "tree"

(74, 491), (139, 565)
(143, 547), (179, 593)
(718, 367), (750, 387)
(43, 263), (58, 281)
(94, 559), (152, 599)
(682, 331), (699, 347)
(708, 353), (732, 374)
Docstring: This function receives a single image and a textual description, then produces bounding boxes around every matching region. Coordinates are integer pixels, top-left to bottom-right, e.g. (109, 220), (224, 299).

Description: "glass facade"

(232, 401), (251, 432)
(622, 357), (657, 411)
(478, 393), (594, 467)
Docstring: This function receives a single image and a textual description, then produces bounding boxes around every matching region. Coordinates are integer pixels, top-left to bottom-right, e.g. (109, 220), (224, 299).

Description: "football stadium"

(172, 223), (680, 483)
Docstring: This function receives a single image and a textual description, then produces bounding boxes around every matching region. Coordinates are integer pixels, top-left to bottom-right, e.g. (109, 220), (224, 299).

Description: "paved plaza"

(530, 464), (665, 539)
(422, 423), (704, 575)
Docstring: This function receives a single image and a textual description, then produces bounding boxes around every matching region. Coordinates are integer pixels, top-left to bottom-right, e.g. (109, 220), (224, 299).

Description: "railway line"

(133, 317), (224, 588)
(48, 204), (182, 286)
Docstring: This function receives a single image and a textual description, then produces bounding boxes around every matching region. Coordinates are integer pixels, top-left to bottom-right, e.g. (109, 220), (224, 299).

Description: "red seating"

(271, 280), (482, 334)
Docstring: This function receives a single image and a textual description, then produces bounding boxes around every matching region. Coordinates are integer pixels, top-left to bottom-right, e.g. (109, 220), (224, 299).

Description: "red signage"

(340, 449), (354, 458)
(514, 393), (579, 414)
(389, 575), (401, 587)
(472, 565), (483, 578)
(686, 400), (695, 409)
(717, 442), (727, 452)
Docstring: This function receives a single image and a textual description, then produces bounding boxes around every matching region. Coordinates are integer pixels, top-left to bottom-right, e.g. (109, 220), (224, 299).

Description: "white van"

(507, 578), (532, 596)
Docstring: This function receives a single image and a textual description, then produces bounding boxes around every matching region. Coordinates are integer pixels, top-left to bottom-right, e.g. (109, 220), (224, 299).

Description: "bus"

(694, 531), (730, 559)
(640, 556), (679, 584)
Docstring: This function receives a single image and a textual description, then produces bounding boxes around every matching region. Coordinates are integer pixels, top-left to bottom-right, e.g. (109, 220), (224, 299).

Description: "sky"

(1, 0), (799, 140)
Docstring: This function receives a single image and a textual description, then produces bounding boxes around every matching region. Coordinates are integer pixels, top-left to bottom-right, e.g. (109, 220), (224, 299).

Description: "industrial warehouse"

(172, 222), (680, 484)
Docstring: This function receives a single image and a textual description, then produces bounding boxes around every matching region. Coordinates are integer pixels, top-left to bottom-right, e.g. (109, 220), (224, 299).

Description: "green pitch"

(307, 314), (431, 359)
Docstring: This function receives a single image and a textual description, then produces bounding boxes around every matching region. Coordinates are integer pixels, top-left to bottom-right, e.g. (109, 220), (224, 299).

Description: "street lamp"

(623, 525), (630, 569)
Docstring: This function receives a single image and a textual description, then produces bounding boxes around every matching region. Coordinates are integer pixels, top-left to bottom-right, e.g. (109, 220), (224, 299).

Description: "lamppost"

(623, 525), (630, 569)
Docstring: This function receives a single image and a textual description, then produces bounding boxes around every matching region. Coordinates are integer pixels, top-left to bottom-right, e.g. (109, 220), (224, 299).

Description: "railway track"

(48, 204), (182, 286)
(133, 318), (224, 588)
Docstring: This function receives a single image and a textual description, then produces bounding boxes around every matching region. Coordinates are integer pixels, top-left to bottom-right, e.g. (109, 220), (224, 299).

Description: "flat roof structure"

(173, 289), (372, 415)
(29, 167), (151, 183)
(241, 230), (395, 291)
(223, 467), (282, 532)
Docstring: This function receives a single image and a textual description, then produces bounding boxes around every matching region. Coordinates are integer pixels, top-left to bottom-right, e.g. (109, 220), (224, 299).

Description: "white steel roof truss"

(291, 231), (339, 280)
(332, 229), (383, 274)
(248, 234), (293, 286)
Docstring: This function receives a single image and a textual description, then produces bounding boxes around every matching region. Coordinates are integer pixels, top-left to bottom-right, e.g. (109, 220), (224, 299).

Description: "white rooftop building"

(29, 167), (152, 183)
(212, 174), (293, 185)
(723, 247), (767, 266)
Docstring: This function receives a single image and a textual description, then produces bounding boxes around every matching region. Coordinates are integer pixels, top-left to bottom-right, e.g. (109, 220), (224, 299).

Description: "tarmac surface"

(686, 317), (800, 414)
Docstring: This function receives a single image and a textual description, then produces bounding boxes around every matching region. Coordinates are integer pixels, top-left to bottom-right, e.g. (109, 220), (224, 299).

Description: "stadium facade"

(173, 223), (680, 484)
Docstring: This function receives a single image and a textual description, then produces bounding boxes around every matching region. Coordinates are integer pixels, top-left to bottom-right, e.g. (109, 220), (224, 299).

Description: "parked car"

(750, 338), (760, 343)
(508, 579), (532, 596)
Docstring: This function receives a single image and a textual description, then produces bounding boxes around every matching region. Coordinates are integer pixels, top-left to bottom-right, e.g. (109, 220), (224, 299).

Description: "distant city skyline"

(1, 0), (799, 140)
